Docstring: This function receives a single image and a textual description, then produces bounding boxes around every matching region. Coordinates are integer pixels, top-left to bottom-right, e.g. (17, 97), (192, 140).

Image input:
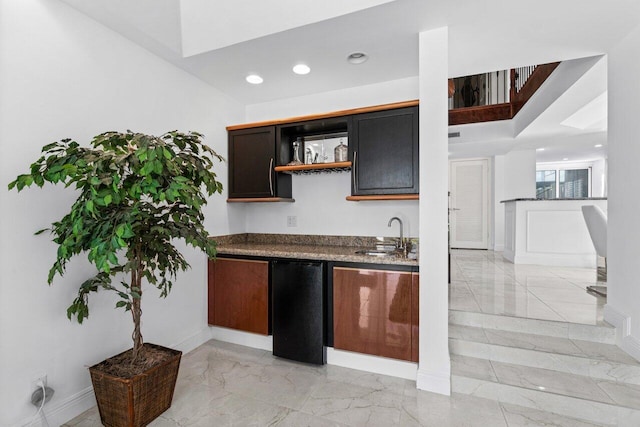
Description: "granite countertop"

(501, 197), (607, 203)
(211, 233), (418, 267)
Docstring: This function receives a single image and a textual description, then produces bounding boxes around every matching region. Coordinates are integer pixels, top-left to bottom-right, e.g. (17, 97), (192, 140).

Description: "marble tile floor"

(64, 339), (602, 427)
(65, 250), (612, 426)
(450, 249), (607, 325)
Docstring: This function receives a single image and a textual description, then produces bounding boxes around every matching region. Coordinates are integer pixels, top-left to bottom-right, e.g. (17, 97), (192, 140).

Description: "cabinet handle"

(269, 157), (274, 196)
(352, 151), (358, 192)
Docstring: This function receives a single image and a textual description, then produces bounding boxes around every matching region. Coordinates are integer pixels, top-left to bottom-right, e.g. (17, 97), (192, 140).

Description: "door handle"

(352, 151), (358, 192)
(269, 158), (274, 196)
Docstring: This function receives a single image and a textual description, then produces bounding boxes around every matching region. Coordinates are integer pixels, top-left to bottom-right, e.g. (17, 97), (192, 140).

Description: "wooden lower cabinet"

(208, 258), (269, 335)
(411, 273), (419, 362)
(333, 266), (414, 361)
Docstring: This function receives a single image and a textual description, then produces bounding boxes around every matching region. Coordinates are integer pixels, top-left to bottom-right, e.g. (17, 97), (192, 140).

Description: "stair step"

(452, 355), (640, 425)
(449, 324), (640, 386)
(450, 338), (640, 387)
(498, 401), (608, 427)
(449, 309), (616, 344)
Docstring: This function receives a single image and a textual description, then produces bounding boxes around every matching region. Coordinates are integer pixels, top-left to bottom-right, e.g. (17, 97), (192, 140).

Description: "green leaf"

(9, 130), (223, 341)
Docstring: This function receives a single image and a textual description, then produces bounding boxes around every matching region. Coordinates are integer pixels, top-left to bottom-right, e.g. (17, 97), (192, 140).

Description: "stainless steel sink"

(355, 249), (398, 257)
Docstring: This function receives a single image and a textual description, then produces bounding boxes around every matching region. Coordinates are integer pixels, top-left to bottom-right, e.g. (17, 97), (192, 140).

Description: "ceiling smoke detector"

(347, 52), (368, 64)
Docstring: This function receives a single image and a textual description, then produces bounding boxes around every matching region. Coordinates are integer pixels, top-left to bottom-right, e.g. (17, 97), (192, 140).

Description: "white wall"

(492, 155), (506, 251)
(464, 150), (535, 253)
(605, 23), (640, 361)
(592, 158), (607, 197)
(502, 149), (537, 199)
(242, 77), (420, 238)
(417, 27), (451, 395)
(0, 1), (243, 425)
(245, 76), (419, 122)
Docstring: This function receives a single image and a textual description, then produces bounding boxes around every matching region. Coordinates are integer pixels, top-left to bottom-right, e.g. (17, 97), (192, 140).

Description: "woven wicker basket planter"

(89, 343), (182, 427)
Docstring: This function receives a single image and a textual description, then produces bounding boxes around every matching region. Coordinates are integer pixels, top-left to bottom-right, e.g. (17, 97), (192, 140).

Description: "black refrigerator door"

(272, 261), (325, 365)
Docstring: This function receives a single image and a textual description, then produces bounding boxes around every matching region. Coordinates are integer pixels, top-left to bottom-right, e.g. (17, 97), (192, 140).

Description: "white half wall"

(605, 23), (640, 362)
(0, 1), (243, 425)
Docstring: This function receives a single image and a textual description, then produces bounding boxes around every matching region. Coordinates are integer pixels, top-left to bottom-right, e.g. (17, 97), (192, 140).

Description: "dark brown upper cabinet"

(350, 106), (419, 196)
(228, 126), (292, 200)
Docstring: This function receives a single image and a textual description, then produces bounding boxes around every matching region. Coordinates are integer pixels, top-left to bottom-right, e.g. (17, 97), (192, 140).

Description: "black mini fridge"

(271, 260), (325, 365)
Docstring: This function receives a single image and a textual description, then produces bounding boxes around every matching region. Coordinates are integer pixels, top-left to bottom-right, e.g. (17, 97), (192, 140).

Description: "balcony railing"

(449, 62), (560, 125)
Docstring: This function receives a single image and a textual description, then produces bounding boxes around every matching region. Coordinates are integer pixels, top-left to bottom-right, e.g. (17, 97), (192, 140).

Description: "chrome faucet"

(388, 217), (405, 251)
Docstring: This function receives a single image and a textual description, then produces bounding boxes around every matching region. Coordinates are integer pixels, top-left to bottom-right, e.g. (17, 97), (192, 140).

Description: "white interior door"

(449, 159), (489, 249)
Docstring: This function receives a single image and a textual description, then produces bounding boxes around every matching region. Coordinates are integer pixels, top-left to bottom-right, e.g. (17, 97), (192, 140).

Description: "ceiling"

(59, 0), (640, 162)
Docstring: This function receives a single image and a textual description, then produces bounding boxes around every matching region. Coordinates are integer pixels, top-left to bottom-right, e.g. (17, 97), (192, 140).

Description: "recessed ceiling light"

(595, 144), (603, 148)
(347, 52), (368, 64)
(536, 148), (545, 151)
(563, 158), (569, 161)
(293, 64), (311, 75)
(246, 74), (263, 84)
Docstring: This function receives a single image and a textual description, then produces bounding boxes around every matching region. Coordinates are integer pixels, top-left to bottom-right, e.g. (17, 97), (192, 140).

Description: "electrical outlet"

(31, 373), (47, 390)
(287, 215), (297, 227)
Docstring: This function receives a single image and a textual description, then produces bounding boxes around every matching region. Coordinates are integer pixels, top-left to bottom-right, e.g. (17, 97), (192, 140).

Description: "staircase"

(449, 309), (640, 426)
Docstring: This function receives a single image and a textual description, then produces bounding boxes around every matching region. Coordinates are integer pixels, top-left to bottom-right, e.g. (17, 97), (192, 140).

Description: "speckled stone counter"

(211, 233), (418, 267)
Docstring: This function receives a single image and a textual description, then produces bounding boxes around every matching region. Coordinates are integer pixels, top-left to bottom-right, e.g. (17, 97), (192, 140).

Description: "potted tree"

(9, 130), (223, 426)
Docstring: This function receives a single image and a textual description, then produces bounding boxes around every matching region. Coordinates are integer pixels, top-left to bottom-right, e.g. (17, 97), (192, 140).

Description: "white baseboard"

(604, 304), (640, 362)
(493, 244), (504, 252)
(209, 326), (273, 351)
(172, 327), (213, 354)
(326, 348), (417, 380)
(416, 367), (451, 396)
(17, 386), (96, 427)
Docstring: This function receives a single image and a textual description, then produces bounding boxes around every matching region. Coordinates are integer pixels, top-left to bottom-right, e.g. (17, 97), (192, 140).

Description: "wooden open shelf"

(346, 194), (419, 201)
(274, 161), (352, 174)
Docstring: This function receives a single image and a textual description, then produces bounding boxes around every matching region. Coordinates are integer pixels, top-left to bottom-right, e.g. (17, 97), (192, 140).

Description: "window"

(559, 169), (589, 198)
(536, 170), (556, 199)
(536, 168), (591, 199)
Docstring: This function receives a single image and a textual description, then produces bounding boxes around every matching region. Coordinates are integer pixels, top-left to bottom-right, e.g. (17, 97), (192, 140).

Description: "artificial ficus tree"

(9, 131), (223, 361)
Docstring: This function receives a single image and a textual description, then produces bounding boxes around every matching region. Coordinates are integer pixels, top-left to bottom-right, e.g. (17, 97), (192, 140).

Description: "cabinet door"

(351, 106), (419, 195)
(411, 273), (419, 362)
(333, 267), (412, 361)
(208, 258), (270, 335)
(228, 126), (278, 198)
